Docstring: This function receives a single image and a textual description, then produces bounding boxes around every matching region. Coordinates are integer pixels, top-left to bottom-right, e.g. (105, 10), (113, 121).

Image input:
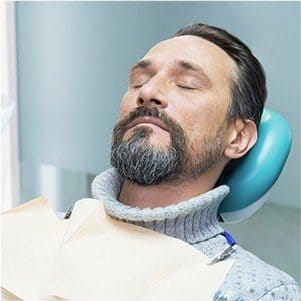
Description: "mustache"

(112, 107), (182, 137)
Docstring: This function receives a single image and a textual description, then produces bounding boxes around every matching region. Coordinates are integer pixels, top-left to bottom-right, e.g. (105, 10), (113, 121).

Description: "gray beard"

(110, 124), (223, 186)
(110, 126), (185, 185)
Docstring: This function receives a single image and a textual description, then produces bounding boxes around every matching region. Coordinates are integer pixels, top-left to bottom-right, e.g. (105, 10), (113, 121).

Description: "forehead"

(142, 36), (237, 84)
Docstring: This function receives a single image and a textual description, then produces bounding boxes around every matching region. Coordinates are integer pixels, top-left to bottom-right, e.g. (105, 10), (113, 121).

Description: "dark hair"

(175, 23), (267, 182)
(175, 23), (267, 127)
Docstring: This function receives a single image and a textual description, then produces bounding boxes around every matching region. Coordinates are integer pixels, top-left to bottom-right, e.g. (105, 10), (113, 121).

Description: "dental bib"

(2, 197), (234, 301)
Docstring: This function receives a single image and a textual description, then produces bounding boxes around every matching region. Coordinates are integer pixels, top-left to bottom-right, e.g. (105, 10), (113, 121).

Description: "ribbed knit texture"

(91, 168), (301, 301)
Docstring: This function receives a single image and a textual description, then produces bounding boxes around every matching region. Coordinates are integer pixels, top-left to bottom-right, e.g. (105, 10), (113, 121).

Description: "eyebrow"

(129, 58), (213, 87)
(130, 59), (152, 74)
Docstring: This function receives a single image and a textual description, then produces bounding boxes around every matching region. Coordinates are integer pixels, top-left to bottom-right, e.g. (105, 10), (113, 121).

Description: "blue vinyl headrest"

(218, 108), (292, 223)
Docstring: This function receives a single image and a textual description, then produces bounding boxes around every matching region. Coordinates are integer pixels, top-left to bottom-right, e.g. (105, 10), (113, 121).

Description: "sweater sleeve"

(257, 283), (301, 301)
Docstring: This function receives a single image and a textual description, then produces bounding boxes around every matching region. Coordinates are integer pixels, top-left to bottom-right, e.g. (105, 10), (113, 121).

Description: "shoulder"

(214, 244), (301, 301)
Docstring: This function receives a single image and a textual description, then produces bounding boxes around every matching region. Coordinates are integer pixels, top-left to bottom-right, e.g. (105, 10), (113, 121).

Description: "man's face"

(110, 35), (237, 185)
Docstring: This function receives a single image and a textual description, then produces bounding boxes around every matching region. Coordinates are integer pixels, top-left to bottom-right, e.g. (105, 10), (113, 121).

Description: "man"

(91, 23), (301, 300)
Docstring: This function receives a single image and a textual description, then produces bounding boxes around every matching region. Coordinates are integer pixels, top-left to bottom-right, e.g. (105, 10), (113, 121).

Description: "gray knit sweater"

(91, 168), (301, 301)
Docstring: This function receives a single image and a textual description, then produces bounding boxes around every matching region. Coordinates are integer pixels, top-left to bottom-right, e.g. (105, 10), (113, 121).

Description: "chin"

(149, 137), (171, 148)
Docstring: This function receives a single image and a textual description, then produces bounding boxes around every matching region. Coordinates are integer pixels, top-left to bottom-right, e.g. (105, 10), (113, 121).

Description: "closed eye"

(132, 85), (143, 89)
(177, 85), (196, 90)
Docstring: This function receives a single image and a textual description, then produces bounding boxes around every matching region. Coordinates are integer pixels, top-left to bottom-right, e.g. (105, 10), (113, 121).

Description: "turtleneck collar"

(91, 168), (229, 244)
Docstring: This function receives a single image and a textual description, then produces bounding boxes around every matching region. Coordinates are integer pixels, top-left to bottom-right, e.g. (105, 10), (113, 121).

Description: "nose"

(136, 77), (169, 109)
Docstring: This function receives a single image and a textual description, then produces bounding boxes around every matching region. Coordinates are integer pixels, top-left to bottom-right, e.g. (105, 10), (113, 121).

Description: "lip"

(125, 117), (169, 132)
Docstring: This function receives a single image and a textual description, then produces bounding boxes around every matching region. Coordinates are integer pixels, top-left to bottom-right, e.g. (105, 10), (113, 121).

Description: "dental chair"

(218, 108), (292, 223)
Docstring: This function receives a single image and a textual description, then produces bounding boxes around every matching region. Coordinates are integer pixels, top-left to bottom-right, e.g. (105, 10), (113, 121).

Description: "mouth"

(125, 117), (169, 132)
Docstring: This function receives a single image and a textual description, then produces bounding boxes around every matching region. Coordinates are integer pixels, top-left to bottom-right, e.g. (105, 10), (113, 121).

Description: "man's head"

(110, 23), (267, 186)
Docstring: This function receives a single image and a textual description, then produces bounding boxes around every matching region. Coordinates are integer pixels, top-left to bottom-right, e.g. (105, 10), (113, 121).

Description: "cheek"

(119, 92), (137, 119)
(188, 94), (227, 133)
(173, 109), (223, 147)
(167, 94), (214, 138)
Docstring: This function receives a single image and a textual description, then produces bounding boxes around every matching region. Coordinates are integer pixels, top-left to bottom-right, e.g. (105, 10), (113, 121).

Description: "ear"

(224, 119), (257, 160)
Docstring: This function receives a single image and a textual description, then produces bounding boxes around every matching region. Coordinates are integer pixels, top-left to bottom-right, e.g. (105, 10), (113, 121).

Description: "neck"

(118, 168), (221, 208)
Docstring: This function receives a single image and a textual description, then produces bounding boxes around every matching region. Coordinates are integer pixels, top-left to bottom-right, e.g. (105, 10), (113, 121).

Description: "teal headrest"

(218, 108), (292, 223)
